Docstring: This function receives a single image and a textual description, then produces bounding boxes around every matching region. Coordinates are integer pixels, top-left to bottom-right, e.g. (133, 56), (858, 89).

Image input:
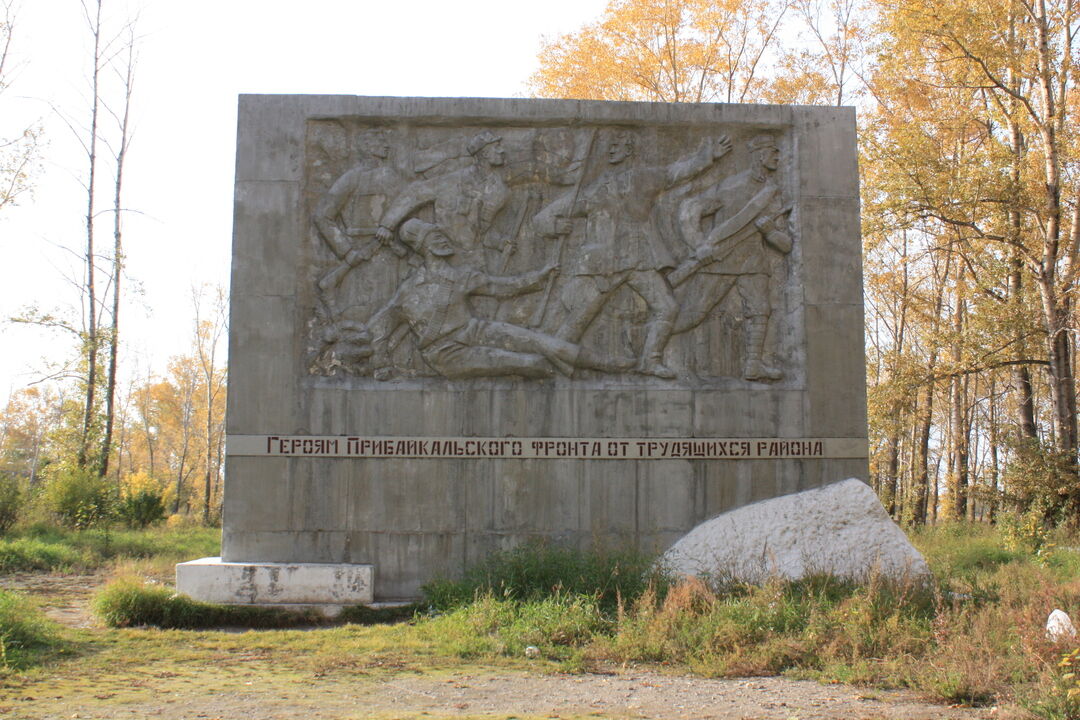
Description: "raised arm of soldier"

(374, 174), (446, 244)
(663, 135), (732, 189)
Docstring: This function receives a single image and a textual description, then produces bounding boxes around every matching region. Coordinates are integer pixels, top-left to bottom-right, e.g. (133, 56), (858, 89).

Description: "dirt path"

(0, 572), (1016, 720)
(1, 669), (1007, 720)
(0, 571), (103, 628)
(315, 672), (1002, 720)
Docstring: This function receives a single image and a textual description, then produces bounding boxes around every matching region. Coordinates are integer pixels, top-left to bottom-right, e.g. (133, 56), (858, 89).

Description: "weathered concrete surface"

(224, 95), (868, 600)
(662, 479), (929, 583)
(175, 557), (374, 607)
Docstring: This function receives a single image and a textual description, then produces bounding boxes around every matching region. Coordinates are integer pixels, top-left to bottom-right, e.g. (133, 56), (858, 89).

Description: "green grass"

(8, 521), (1080, 714)
(0, 525), (220, 572)
(417, 593), (609, 665)
(411, 526), (1080, 707)
(0, 589), (64, 671)
(336, 602), (422, 625)
(910, 521), (1023, 578)
(422, 541), (668, 613)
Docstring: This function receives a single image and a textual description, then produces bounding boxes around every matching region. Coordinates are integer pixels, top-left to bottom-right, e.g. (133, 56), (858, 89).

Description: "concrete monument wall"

(223, 95), (867, 600)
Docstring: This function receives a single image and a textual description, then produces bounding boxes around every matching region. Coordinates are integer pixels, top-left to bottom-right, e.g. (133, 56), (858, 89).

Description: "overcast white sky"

(0, 0), (610, 398)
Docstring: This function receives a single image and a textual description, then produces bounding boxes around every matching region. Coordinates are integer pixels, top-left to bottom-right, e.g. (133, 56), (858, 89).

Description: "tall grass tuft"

(0, 590), (63, 671)
(422, 541), (668, 613)
(93, 577), (324, 629)
(600, 571), (935, 679)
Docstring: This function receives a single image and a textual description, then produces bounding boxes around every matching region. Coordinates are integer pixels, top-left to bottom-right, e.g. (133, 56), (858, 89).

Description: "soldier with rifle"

(532, 130), (731, 379)
(313, 129), (410, 294)
(669, 134), (793, 381)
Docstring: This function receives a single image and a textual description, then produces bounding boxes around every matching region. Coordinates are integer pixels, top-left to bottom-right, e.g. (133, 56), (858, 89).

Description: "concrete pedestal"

(176, 557), (374, 614)
(221, 95), (869, 600)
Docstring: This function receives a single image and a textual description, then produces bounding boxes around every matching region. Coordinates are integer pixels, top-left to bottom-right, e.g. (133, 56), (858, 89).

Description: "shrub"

(1000, 504), (1057, 561)
(0, 590), (63, 671)
(165, 513), (200, 529)
(117, 489), (167, 529)
(423, 541), (668, 613)
(1025, 648), (1080, 720)
(43, 467), (115, 529)
(93, 576), (324, 629)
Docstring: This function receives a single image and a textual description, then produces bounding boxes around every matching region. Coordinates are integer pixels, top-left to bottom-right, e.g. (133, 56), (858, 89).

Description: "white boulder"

(1047, 609), (1077, 641)
(662, 478), (930, 584)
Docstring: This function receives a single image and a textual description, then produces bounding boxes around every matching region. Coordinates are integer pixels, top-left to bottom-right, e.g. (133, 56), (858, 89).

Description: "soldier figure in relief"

(533, 130), (732, 379)
(313, 129), (408, 293)
(366, 219), (603, 380)
(374, 131), (511, 268)
(672, 134), (793, 381)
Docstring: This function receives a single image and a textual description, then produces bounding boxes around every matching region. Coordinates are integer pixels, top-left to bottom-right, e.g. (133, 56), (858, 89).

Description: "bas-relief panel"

(301, 121), (804, 387)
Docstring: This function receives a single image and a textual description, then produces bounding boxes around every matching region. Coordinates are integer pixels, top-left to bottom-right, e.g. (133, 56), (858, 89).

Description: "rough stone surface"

(175, 557), (373, 607)
(1047, 609), (1077, 641)
(224, 95), (868, 600)
(662, 479), (929, 582)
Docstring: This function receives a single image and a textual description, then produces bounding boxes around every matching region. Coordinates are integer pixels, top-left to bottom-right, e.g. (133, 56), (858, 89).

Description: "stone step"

(176, 557), (374, 606)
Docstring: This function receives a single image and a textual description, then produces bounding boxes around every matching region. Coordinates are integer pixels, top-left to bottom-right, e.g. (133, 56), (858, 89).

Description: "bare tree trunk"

(949, 270), (969, 519)
(885, 435), (900, 517)
(1009, 255), (1038, 440)
(1005, 65), (1038, 442)
(192, 286), (227, 524)
(1029, 0), (1079, 511)
(28, 427), (41, 486)
(112, 393), (127, 485)
(172, 362), (197, 516)
(99, 26), (135, 478)
(913, 383), (934, 525)
(931, 453), (942, 524)
(202, 383), (214, 523)
(210, 411), (225, 523)
(989, 376), (1000, 522)
(912, 242), (951, 524)
(1037, 277), (1078, 473)
(78, 0), (104, 469)
(136, 380), (156, 479)
(884, 230), (911, 519)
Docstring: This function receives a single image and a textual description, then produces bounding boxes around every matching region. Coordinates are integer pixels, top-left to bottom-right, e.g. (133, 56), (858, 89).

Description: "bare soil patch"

(0, 571), (104, 628)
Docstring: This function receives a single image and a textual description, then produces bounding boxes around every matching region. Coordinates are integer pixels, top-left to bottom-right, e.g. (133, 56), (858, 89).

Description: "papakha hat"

(748, 134), (778, 151)
(467, 130), (501, 156)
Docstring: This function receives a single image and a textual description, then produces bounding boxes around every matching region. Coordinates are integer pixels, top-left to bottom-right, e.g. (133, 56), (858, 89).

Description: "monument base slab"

(176, 557), (374, 613)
